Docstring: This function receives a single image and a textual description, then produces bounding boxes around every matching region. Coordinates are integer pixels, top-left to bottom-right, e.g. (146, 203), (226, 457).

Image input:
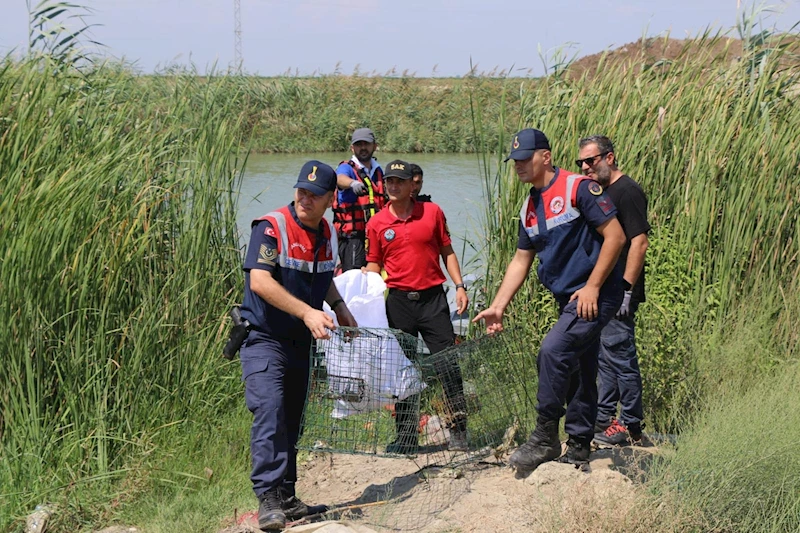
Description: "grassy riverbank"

(2, 17), (800, 533)
(136, 73), (527, 153)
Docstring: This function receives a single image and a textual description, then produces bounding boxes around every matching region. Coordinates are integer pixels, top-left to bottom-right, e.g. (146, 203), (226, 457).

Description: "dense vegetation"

(193, 74), (524, 153)
(0, 55), (249, 530)
(2, 3), (800, 531)
(475, 24), (800, 531)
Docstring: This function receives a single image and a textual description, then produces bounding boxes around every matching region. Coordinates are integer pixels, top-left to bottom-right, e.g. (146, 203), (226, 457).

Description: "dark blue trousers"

(597, 306), (644, 428)
(537, 289), (622, 440)
(240, 331), (311, 498)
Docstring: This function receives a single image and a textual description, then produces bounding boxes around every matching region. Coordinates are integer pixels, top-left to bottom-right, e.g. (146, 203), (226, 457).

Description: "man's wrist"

(455, 283), (467, 291)
(622, 279), (632, 291)
(330, 298), (345, 310)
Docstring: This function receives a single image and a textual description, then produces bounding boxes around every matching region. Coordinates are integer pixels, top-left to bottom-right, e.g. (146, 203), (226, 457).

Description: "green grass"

(109, 412), (255, 533)
(15, 410), (258, 533)
(645, 359), (800, 532)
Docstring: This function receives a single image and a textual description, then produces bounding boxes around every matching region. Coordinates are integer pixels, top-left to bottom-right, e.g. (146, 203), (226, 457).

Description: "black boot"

(559, 435), (591, 466)
(386, 396), (419, 454)
(257, 487), (286, 531)
(508, 417), (560, 473)
(278, 482), (309, 520)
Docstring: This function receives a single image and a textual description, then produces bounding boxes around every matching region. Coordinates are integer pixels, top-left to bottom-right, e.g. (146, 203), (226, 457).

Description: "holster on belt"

(222, 306), (251, 360)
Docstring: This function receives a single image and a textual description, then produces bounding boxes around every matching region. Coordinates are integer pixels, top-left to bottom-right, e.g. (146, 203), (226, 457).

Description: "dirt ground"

(223, 441), (657, 533)
(566, 34), (800, 80)
(567, 36), (744, 79)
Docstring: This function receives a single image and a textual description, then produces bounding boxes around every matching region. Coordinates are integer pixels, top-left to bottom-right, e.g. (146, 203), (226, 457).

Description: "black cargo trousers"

(386, 285), (467, 439)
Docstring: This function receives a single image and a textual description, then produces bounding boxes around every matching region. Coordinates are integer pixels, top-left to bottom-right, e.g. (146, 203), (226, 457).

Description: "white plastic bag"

(323, 270), (388, 328)
(320, 271), (425, 418)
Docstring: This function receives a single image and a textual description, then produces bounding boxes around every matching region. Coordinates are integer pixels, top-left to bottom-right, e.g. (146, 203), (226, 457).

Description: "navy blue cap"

(294, 160), (337, 196)
(383, 159), (413, 179)
(504, 128), (551, 162)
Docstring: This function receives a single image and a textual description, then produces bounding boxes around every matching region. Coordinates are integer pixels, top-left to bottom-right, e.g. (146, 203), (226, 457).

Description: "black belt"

(389, 285), (443, 301)
(339, 231), (365, 239)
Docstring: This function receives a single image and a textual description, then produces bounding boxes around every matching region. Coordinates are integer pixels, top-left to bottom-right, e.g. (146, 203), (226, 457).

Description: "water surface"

(238, 152), (496, 271)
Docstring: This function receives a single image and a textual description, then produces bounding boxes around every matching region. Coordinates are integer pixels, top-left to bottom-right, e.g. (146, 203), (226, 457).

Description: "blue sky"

(1, 0), (799, 76)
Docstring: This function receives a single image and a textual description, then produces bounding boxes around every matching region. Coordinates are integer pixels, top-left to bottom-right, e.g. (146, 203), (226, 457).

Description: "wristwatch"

(455, 283), (467, 291)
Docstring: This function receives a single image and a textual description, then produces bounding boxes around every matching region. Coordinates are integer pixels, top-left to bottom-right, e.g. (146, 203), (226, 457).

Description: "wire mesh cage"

(295, 327), (543, 530)
(299, 327), (449, 463)
(299, 326), (540, 458)
(421, 330), (540, 458)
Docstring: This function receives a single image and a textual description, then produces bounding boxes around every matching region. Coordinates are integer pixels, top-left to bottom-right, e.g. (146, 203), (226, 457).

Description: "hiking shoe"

(257, 488), (286, 531)
(508, 418), (560, 473)
(594, 419), (640, 446)
(278, 484), (309, 521)
(594, 415), (613, 434)
(448, 428), (469, 452)
(559, 435), (591, 466)
(386, 435), (419, 455)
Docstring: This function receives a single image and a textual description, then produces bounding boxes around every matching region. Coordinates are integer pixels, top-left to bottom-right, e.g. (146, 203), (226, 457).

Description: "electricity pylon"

(234, 0), (243, 72)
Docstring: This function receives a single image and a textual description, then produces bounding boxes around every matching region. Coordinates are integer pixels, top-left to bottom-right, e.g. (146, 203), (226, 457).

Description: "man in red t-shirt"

(365, 159), (470, 454)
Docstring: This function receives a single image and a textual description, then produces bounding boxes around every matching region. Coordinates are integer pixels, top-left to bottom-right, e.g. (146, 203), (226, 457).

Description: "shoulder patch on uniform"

(595, 196), (614, 215)
(258, 244), (277, 265)
(588, 181), (604, 196)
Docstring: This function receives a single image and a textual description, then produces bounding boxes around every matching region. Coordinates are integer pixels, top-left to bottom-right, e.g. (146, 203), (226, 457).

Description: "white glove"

(616, 290), (632, 317)
(349, 179), (367, 196)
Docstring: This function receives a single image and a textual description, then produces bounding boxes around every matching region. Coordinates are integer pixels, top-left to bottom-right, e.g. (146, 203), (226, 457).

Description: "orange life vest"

(332, 160), (386, 236)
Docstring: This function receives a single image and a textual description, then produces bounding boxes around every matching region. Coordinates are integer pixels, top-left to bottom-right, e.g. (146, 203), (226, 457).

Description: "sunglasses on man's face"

(575, 151), (610, 169)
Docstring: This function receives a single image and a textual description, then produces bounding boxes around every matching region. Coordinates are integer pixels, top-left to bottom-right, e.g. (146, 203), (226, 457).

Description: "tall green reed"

(471, 24), (800, 429)
(229, 74), (531, 153)
(0, 57), (247, 526)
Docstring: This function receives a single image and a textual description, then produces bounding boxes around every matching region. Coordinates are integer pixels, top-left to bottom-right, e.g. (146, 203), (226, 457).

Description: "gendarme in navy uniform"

(240, 160), (357, 531)
(473, 128), (626, 474)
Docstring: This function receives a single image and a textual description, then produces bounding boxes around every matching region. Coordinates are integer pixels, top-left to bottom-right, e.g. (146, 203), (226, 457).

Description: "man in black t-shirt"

(576, 135), (650, 446)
